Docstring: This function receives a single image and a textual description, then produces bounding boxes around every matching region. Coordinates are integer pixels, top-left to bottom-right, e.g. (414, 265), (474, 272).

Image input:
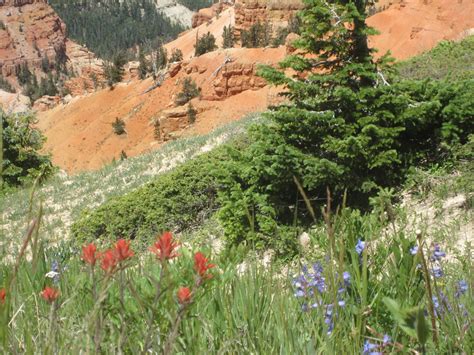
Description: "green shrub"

(222, 25), (235, 49)
(187, 102), (197, 124)
(169, 48), (183, 63)
(397, 36), (474, 81)
(194, 32), (217, 56)
(241, 21), (272, 48)
(175, 77), (200, 106)
(112, 118), (126, 135)
(1, 111), (54, 190)
(71, 147), (231, 244)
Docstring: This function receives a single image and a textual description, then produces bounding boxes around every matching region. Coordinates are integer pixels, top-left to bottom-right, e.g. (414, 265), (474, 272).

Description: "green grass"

(0, 202), (472, 353)
(0, 114), (261, 255)
(397, 35), (474, 81)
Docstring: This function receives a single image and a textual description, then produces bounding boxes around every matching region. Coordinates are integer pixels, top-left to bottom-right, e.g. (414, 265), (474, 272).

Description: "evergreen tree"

(217, 0), (473, 254)
(169, 48), (184, 63)
(222, 25), (235, 49)
(194, 32), (217, 56)
(156, 44), (168, 70)
(241, 21), (272, 48)
(104, 52), (127, 88)
(138, 46), (150, 80)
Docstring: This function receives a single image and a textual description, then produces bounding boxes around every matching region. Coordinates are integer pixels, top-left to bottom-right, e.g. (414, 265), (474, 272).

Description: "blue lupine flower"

(431, 244), (446, 261)
(409, 245), (418, 255)
(338, 300), (346, 307)
(325, 304), (334, 334)
(45, 260), (60, 284)
(343, 271), (351, 285)
(355, 239), (365, 255)
(363, 340), (380, 355)
(432, 266), (443, 278)
(382, 334), (391, 345)
(455, 280), (468, 298)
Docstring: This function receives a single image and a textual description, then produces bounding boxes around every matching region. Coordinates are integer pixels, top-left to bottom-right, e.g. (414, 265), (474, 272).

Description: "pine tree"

(138, 46), (149, 80)
(222, 25), (234, 49)
(169, 48), (183, 63)
(156, 44), (168, 70)
(194, 32), (217, 57)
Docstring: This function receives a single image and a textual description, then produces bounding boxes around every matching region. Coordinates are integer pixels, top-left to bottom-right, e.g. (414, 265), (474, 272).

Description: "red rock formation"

(191, 1), (231, 28)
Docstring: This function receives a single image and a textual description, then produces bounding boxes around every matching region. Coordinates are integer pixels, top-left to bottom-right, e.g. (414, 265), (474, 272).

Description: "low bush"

(175, 77), (200, 106)
(194, 32), (217, 57)
(71, 146), (231, 244)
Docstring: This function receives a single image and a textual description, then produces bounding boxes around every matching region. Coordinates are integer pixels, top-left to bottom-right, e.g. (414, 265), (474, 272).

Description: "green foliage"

(71, 148), (229, 244)
(155, 44), (168, 70)
(175, 77), (200, 106)
(187, 102), (197, 124)
(217, 0), (474, 255)
(169, 48), (184, 63)
(397, 36), (474, 81)
(194, 32), (217, 56)
(241, 21), (272, 48)
(138, 47), (150, 80)
(177, 0), (213, 11)
(222, 25), (235, 49)
(112, 118), (126, 135)
(50, 0), (183, 60)
(1, 111), (54, 189)
(104, 52), (127, 88)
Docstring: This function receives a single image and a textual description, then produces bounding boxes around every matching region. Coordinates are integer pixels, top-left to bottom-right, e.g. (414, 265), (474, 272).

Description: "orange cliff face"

(36, 47), (286, 173)
(36, 0), (474, 174)
(0, 0), (101, 92)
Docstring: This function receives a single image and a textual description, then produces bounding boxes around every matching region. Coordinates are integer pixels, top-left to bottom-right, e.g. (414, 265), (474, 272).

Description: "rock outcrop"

(0, 89), (30, 113)
(234, 0), (304, 39)
(0, 0), (101, 91)
(191, 1), (231, 28)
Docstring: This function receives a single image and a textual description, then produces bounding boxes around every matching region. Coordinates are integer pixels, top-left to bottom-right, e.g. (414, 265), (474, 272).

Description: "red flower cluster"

(150, 232), (179, 262)
(194, 252), (215, 279)
(177, 287), (192, 305)
(41, 286), (59, 303)
(82, 243), (97, 266)
(82, 239), (135, 273)
(0, 288), (6, 305)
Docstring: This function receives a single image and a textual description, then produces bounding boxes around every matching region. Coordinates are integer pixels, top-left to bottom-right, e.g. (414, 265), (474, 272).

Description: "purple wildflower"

(382, 334), (391, 345)
(363, 340), (381, 355)
(455, 280), (468, 298)
(431, 266), (443, 278)
(431, 244), (446, 261)
(355, 239), (365, 255)
(409, 245), (418, 255)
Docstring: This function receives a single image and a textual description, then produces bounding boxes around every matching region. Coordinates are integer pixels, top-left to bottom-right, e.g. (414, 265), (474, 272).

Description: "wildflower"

(409, 245), (418, 255)
(342, 271), (351, 285)
(0, 288), (6, 304)
(46, 260), (60, 284)
(149, 231), (179, 262)
(177, 287), (192, 305)
(194, 252), (215, 279)
(114, 239), (134, 261)
(82, 243), (97, 266)
(431, 266), (443, 278)
(363, 340), (381, 355)
(382, 334), (391, 345)
(325, 304), (334, 334)
(431, 244), (446, 261)
(355, 239), (365, 255)
(100, 249), (118, 273)
(41, 286), (59, 303)
(455, 280), (468, 298)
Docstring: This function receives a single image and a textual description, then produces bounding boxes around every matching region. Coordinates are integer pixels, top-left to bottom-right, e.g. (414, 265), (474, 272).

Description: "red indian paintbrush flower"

(82, 243), (97, 266)
(100, 249), (118, 273)
(114, 239), (134, 261)
(41, 286), (59, 303)
(0, 288), (6, 304)
(149, 231), (179, 261)
(177, 287), (192, 305)
(194, 252), (215, 279)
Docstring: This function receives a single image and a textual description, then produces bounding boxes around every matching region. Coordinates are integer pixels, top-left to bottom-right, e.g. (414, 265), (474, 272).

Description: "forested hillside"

(177, 0), (213, 11)
(50, 0), (184, 59)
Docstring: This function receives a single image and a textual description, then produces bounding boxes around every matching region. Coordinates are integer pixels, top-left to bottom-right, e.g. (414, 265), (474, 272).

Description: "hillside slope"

(36, 0), (474, 173)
